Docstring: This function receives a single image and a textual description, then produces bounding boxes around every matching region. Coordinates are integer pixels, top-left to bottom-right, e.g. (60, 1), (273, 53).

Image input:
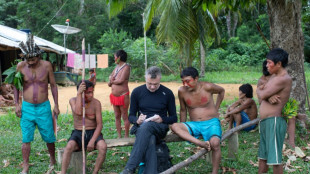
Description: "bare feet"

(203, 141), (211, 151)
(22, 162), (29, 174)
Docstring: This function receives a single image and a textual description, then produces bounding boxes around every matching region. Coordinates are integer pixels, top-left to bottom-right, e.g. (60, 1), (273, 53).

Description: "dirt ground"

(46, 82), (257, 114)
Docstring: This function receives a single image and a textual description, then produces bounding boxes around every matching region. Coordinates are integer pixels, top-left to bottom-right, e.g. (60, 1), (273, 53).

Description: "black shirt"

(129, 84), (177, 125)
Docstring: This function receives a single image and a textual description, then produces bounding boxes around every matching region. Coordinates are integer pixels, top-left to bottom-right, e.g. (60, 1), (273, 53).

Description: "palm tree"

(106, 0), (220, 76)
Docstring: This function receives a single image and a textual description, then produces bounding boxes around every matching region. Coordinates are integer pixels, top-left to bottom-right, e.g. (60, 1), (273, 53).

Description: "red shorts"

(110, 92), (129, 107)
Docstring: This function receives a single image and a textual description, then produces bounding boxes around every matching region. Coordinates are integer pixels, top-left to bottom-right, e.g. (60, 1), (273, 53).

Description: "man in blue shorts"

(225, 83), (257, 131)
(171, 67), (225, 174)
(13, 34), (60, 174)
(256, 48), (292, 174)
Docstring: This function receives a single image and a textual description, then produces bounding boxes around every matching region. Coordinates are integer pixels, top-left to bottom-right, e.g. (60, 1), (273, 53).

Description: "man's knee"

(210, 137), (221, 151)
(64, 140), (78, 152)
(96, 140), (107, 153)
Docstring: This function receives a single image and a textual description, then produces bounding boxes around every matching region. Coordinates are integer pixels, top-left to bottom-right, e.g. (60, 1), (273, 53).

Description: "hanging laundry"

(97, 54), (109, 68)
(74, 54), (83, 69)
(66, 53), (76, 68)
(85, 54), (96, 69)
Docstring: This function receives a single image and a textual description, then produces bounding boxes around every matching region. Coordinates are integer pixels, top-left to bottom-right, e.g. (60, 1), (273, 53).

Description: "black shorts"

(68, 129), (104, 151)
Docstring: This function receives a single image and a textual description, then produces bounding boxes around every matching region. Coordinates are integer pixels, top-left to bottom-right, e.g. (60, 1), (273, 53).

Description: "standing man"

(171, 67), (225, 174)
(61, 80), (107, 174)
(257, 48), (292, 174)
(89, 68), (96, 86)
(14, 34), (59, 174)
(108, 50), (130, 138)
(120, 66), (177, 174)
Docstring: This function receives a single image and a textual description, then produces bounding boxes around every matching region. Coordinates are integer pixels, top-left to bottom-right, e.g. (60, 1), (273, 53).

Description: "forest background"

(1, 0), (310, 82)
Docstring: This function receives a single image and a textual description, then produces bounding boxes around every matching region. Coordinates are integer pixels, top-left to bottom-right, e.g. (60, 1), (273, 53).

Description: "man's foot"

(203, 141), (211, 151)
(21, 163), (29, 174)
(119, 168), (134, 174)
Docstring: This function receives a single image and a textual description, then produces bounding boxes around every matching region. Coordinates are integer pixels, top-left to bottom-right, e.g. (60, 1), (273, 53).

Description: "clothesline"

(66, 53), (109, 69)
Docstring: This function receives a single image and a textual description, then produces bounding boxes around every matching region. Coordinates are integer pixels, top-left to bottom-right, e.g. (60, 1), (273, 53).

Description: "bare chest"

(183, 92), (211, 107)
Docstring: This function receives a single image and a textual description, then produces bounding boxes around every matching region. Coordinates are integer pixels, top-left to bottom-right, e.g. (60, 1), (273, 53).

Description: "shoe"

(119, 168), (134, 174)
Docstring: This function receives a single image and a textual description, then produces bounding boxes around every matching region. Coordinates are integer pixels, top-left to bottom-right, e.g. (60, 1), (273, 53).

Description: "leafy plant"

(3, 60), (23, 90)
(282, 98), (299, 119)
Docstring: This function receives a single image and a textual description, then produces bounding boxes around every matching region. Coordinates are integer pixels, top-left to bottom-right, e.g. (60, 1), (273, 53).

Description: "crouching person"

(61, 80), (107, 174)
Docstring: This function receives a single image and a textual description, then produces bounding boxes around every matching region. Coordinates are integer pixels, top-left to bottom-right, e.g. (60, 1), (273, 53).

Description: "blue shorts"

(20, 100), (56, 143)
(233, 111), (256, 131)
(183, 118), (222, 141)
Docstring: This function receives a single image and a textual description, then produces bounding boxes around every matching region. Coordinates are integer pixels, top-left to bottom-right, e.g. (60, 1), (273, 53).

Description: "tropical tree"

(267, 0), (308, 114)
(107, 0), (220, 77)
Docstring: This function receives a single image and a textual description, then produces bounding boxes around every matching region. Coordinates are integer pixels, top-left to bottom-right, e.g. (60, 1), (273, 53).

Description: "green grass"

(1, 104), (309, 174)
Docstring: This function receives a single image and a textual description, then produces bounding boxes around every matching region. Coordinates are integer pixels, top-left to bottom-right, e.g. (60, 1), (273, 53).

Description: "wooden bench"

(57, 118), (260, 174)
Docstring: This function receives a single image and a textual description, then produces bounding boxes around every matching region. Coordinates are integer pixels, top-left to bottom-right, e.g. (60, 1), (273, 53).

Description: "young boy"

(61, 80), (107, 174)
(225, 83), (258, 131)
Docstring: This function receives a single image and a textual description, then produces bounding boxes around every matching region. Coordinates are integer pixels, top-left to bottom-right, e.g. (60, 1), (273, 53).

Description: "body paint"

(201, 96), (208, 103)
(186, 99), (192, 106)
(24, 68), (47, 103)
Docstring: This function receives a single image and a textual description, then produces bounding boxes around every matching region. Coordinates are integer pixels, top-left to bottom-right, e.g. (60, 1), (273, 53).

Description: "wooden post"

(227, 132), (239, 159)
(57, 149), (84, 174)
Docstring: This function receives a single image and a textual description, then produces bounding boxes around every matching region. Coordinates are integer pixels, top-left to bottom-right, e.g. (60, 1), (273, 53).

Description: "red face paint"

(201, 96), (208, 103)
(182, 78), (195, 88)
(186, 99), (192, 105)
(85, 87), (94, 102)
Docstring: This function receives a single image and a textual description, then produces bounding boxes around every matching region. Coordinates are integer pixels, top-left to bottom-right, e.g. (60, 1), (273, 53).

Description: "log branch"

(161, 118), (260, 174)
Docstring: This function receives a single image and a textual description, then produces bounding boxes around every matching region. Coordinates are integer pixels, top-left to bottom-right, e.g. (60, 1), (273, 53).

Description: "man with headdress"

(14, 34), (59, 174)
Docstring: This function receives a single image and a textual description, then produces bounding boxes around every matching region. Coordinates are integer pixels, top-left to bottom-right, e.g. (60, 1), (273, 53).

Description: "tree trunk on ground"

(200, 41), (206, 77)
(267, 0), (307, 114)
(232, 12), (238, 37)
(226, 10), (231, 39)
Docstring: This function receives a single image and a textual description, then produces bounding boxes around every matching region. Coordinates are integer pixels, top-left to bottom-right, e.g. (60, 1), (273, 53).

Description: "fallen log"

(160, 118), (260, 174)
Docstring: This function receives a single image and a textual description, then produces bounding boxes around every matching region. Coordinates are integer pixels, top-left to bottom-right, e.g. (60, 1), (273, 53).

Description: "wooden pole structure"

(81, 38), (86, 174)
(160, 118), (260, 174)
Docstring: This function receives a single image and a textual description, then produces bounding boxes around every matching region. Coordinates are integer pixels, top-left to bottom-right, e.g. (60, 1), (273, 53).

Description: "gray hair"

(145, 66), (161, 79)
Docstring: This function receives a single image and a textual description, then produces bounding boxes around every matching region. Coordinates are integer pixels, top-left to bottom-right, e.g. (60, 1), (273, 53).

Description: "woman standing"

(108, 50), (130, 138)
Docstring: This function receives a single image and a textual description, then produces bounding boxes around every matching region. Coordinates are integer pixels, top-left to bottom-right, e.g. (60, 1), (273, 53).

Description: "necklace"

(114, 63), (127, 78)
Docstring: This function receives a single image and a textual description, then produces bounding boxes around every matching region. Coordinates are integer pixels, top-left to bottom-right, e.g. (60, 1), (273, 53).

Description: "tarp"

(0, 24), (75, 54)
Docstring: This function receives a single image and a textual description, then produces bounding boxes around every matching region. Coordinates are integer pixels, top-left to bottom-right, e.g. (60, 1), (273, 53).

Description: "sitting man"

(225, 83), (258, 131)
(61, 80), (107, 174)
(171, 67), (225, 174)
(120, 66), (177, 174)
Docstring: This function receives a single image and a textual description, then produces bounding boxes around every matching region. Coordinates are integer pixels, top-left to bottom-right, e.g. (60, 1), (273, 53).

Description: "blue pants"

(125, 122), (169, 174)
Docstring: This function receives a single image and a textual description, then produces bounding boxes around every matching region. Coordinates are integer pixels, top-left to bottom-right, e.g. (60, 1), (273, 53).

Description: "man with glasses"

(120, 66), (177, 174)
(171, 67), (225, 174)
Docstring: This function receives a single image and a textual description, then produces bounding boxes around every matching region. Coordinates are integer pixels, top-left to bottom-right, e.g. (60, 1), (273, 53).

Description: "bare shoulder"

(203, 81), (223, 91)
(16, 61), (26, 70)
(92, 98), (102, 106)
(41, 60), (52, 67)
(178, 86), (187, 93)
(69, 97), (77, 104)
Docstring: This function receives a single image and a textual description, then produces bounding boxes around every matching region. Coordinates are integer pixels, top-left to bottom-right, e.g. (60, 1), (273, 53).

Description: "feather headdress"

(19, 34), (44, 59)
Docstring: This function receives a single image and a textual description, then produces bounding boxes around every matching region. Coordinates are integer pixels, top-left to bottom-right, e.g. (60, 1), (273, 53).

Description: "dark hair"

(115, 50), (127, 62)
(239, 83), (253, 98)
(145, 66), (161, 79)
(180, 67), (199, 79)
(77, 80), (94, 91)
(266, 48), (288, 68)
(262, 60), (270, 76)
(89, 69), (95, 73)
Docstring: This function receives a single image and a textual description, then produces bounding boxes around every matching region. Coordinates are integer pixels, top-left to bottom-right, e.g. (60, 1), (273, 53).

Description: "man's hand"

(15, 105), (21, 118)
(53, 105), (60, 116)
(78, 82), (86, 95)
(145, 114), (163, 123)
(259, 84), (265, 90)
(268, 95), (281, 104)
(224, 114), (230, 122)
(87, 140), (95, 152)
(137, 114), (146, 124)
